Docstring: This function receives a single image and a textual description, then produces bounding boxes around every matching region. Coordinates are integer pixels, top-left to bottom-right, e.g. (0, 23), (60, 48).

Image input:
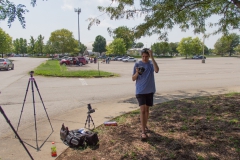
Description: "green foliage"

(0, 28), (12, 57)
(134, 42), (144, 48)
(214, 33), (240, 56)
(110, 26), (134, 50)
(106, 38), (126, 55)
(0, 0), (29, 28)
(151, 42), (170, 56)
(35, 34), (44, 54)
(78, 41), (87, 54)
(168, 42), (179, 56)
(34, 60), (117, 77)
(92, 35), (107, 54)
(49, 29), (78, 54)
(234, 44), (240, 54)
(28, 36), (36, 55)
(177, 37), (202, 58)
(90, 0), (240, 40)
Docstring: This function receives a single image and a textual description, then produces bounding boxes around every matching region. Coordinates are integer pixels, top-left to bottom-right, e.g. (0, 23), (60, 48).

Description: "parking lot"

(0, 57), (240, 136)
(0, 57), (240, 159)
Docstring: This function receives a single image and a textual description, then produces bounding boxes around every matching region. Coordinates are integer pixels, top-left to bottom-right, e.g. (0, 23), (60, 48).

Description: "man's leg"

(140, 105), (148, 138)
(145, 106), (149, 128)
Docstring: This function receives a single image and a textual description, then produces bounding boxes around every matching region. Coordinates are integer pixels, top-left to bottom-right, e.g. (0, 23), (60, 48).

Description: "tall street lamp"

(74, 8), (81, 55)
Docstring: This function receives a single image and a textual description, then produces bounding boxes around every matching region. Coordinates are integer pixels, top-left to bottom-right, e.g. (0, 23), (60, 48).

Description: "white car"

(122, 57), (137, 62)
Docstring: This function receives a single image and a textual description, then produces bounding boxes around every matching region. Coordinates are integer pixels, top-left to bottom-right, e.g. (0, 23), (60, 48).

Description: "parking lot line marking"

(79, 78), (88, 85)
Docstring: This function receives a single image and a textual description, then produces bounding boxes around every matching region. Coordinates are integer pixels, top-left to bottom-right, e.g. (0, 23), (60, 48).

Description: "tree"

(19, 38), (28, 55)
(234, 44), (240, 54)
(151, 42), (170, 56)
(13, 39), (20, 54)
(78, 42), (87, 55)
(106, 38), (126, 56)
(13, 38), (28, 56)
(28, 36), (36, 56)
(49, 29), (77, 54)
(191, 37), (203, 55)
(169, 42), (179, 56)
(214, 38), (227, 56)
(35, 34), (44, 55)
(151, 43), (162, 56)
(224, 33), (240, 56)
(89, 0), (240, 40)
(214, 33), (240, 56)
(134, 42), (144, 48)
(0, 28), (12, 57)
(92, 35), (106, 55)
(160, 42), (169, 56)
(109, 26), (134, 50)
(177, 37), (202, 58)
(43, 40), (61, 59)
(0, 0), (41, 28)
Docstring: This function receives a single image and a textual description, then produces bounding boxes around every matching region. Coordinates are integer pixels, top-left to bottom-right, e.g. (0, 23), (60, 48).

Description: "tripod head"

(87, 104), (95, 114)
(29, 71), (34, 77)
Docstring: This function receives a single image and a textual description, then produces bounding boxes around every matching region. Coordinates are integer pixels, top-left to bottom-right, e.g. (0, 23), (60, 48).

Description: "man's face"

(141, 53), (149, 63)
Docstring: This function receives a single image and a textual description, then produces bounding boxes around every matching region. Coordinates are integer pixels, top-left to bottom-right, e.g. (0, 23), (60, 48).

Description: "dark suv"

(60, 57), (87, 66)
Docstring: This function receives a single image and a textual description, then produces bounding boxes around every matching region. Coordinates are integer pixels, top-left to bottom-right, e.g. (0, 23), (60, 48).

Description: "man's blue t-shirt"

(133, 60), (156, 94)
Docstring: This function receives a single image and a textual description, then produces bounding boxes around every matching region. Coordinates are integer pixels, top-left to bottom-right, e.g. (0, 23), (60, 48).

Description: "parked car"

(60, 56), (69, 60)
(118, 56), (129, 61)
(60, 57), (87, 66)
(192, 55), (206, 59)
(77, 56), (87, 65)
(0, 58), (14, 71)
(122, 57), (137, 62)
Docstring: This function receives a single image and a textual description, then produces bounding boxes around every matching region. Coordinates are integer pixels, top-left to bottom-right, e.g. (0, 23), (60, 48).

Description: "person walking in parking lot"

(132, 48), (159, 140)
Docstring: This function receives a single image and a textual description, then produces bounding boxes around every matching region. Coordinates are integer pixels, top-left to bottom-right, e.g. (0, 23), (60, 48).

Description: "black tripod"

(85, 113), (95, 129)
(16, 71), (54, 151)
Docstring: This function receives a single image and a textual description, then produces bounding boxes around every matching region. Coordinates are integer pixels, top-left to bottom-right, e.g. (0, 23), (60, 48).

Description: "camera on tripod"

(87, 104), (95, 114)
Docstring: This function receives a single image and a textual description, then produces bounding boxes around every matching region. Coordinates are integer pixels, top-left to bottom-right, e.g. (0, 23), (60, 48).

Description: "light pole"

(202, 34), (205, 63)
(74, 8), (81, 55)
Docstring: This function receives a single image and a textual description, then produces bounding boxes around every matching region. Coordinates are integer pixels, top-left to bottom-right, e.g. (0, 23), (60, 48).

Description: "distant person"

(132, 48), (159, 141)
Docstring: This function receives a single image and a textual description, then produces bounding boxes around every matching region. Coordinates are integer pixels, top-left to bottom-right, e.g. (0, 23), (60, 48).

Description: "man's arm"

(149, 50), (159, 73)
(132, 67), (139, 81)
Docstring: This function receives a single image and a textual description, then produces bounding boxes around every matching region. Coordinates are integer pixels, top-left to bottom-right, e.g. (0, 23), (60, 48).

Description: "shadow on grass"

(56, 92), (240, 160)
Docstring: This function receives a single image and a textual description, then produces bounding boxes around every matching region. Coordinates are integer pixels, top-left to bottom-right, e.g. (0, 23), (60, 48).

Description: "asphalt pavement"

(0, 57), (240, 160)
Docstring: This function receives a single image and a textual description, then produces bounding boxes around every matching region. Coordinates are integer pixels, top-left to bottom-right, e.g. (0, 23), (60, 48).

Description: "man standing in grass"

(132, 48), (159, 140)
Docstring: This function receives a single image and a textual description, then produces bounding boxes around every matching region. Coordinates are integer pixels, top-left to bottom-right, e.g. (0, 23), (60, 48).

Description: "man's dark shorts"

(136, 93), (154, 106)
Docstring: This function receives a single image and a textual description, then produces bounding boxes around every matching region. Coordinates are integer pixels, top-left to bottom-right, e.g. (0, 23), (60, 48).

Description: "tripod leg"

(85, 115), (89, 128)
(31, 79), (40, 151)
(89, 115), (95, 129)
(33, 80), (54, 131)
(88, 115), (90, 129)
(16, 79), (30, 133)
(0, 106), (34, 160)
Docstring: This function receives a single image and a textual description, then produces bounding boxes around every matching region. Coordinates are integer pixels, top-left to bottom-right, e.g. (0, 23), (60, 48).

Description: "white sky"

(0, 0), (238, 49)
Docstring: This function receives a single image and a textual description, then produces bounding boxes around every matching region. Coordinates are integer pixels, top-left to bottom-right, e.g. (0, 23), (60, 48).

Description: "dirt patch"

(56, 93), (240, 160)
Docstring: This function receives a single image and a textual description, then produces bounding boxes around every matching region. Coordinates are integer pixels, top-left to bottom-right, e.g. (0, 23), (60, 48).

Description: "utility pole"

(74, 8), (81, 55)
(202, 35), (205, 63)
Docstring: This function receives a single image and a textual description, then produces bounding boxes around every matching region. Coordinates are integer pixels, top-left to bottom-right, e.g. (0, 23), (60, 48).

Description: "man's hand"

(148, 50), (153, 59)
(135, 67), (139, 73)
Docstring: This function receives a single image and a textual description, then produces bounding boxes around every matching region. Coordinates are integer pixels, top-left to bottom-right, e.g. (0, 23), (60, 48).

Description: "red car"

(60, 57), (87, 66)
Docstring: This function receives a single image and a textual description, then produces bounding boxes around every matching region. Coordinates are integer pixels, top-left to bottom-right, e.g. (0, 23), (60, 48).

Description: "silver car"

(0, 58), (14, 71)
(122, 57), (137, 62)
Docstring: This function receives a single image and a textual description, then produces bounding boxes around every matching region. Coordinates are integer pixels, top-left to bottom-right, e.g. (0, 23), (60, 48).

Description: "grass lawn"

(34, 60), (118, 77)
(56, 92), (240, 160)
